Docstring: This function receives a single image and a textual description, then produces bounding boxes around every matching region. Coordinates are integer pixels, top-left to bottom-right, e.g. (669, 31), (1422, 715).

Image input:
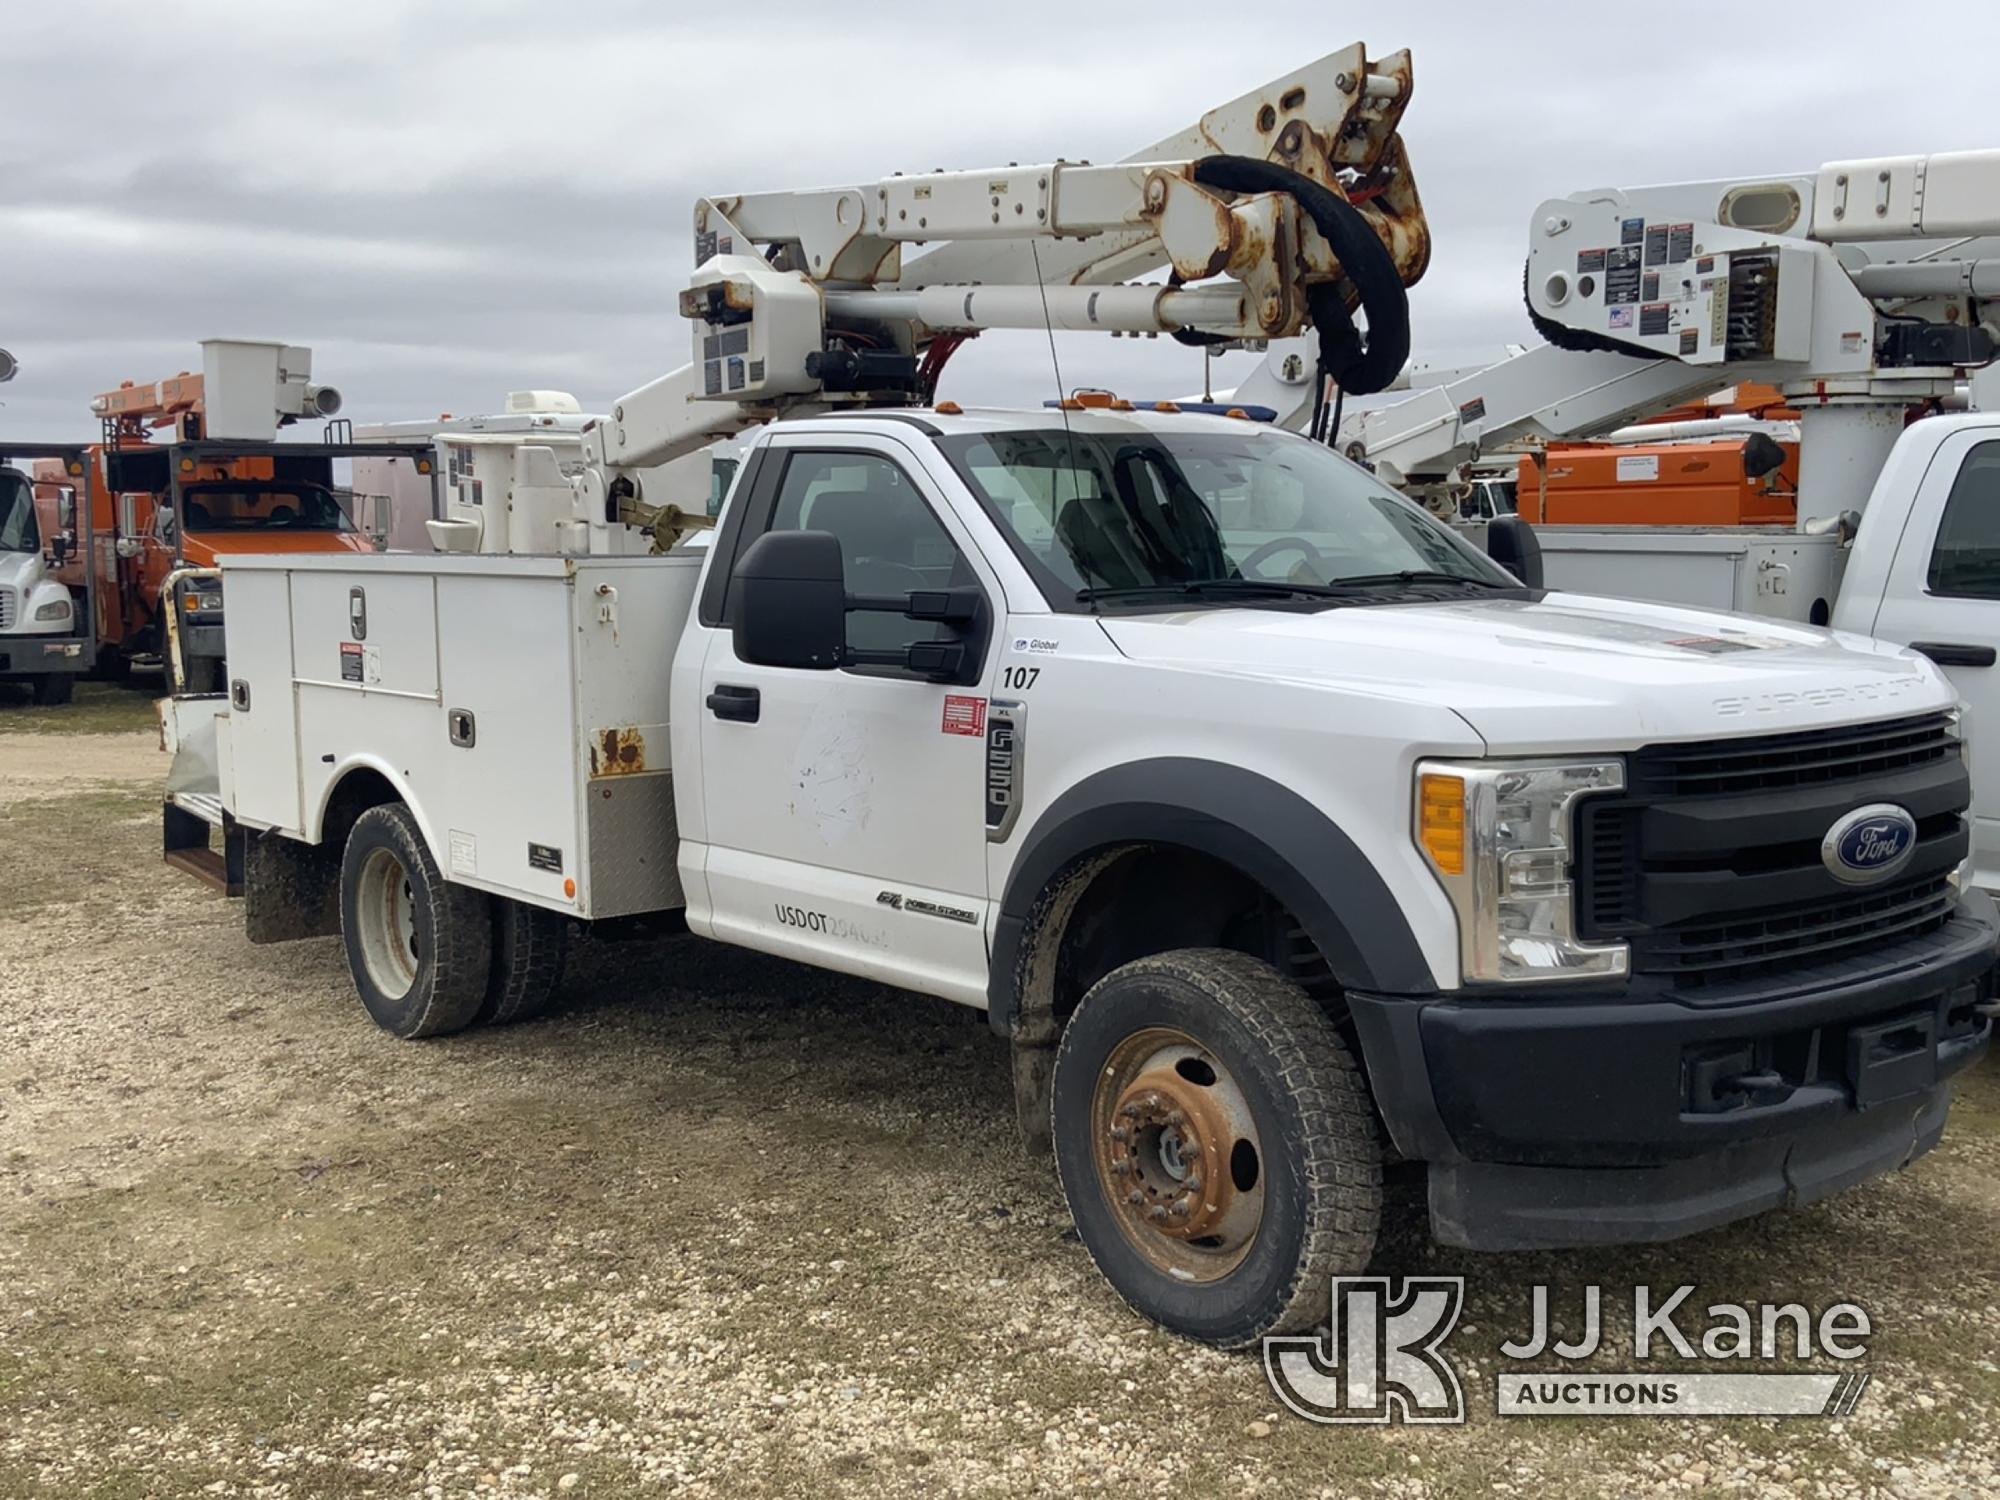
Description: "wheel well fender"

(988, 758), (1431, 1035)
(310, 758), (430, 861)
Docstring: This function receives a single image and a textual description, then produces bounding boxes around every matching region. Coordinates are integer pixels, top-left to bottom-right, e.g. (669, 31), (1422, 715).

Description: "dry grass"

(0, 678), (161, 736)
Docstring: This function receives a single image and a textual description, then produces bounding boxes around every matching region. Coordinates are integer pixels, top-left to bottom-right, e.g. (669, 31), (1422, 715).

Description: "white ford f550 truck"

(153, 45), (1996, 1348)
(162, 404), (1996, 1348)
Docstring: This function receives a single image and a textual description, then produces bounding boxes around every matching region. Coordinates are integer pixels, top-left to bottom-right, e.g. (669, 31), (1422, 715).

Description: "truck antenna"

(1030, 241), (1089, 603)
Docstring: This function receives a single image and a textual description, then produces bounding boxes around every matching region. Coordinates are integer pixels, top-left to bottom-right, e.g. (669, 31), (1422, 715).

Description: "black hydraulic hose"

(1189, 155), (1412, 399)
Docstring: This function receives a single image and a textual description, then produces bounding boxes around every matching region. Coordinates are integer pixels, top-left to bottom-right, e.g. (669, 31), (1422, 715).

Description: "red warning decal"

(942, 695), (987, 737)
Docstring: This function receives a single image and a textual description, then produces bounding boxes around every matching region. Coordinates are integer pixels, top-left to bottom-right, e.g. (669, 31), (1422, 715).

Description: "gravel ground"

(2, 692), (1997, 1498)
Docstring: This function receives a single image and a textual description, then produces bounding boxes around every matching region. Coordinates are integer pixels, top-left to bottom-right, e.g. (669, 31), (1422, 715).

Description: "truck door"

(690, 435), (1002, 1006)
(1865, 432), (2000, 887)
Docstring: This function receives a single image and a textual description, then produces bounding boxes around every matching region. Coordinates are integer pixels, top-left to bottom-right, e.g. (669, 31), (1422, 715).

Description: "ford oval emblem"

(1821, 803), (1919, 885)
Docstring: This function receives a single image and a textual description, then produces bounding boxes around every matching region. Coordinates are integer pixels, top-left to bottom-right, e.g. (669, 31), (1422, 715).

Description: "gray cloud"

(5, 2), (1996, 438)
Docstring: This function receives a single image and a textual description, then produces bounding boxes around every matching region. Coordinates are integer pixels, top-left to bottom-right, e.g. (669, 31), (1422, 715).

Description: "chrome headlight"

(33, 598), (71, 621)
(1415, 758), (1629, 984)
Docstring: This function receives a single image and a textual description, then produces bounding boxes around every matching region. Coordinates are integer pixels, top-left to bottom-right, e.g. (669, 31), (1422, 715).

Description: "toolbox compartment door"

(220, 564), (302, 832)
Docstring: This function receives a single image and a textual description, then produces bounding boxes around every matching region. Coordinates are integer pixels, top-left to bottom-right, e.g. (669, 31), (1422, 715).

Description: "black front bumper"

(0, 637), (91, 677)
(1350, 890), (1997, 1251)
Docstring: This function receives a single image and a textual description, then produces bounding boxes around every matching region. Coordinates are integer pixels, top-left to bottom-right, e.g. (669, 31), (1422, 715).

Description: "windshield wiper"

(1331, 570), (1512, 589)
(1076, 578), (1356, 604)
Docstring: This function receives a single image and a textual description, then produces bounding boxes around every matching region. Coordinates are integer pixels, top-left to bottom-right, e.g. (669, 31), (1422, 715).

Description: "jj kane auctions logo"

(1265, 1279), (1874, 1423)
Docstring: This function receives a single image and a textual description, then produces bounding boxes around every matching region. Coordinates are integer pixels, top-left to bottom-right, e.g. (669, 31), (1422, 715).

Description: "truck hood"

(1096, 591), (1953, 751)
(0, 550), (44, 590)
(185, 532), (375, 563)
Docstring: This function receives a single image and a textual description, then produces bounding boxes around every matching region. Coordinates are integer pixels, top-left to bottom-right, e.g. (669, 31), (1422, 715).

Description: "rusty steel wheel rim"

(1089, 1026), (1265, 1283)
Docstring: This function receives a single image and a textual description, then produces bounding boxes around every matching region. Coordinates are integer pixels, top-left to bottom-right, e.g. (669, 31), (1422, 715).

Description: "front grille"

(1629, 874), (1955, 981)
(1580, 714), (1969, 991)
(1625, 711), (1956, 798)
(0, 587), (15, 629)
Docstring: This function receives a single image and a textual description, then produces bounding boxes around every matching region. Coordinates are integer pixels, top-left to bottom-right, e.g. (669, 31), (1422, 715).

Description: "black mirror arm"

(845, 586), (983, 626)
(841, 639), (970, 682)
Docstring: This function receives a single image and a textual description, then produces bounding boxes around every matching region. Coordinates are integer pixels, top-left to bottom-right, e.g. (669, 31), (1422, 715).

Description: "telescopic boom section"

(578, 42), (1429, 527)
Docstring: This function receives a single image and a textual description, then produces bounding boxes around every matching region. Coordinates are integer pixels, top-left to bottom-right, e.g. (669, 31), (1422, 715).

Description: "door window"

(764, 450), (977, 655)
(1928, 440), (2000, 599)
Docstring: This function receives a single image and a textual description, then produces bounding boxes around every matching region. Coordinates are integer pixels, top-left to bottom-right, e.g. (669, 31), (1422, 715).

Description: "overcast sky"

(6, 2), (1999, 440)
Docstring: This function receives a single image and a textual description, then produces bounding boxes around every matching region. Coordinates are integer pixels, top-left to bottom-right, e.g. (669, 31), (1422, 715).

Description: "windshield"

(936, 425), (1516, 609)
(180, 481), (356, 533)
(0, 469), (39, 553)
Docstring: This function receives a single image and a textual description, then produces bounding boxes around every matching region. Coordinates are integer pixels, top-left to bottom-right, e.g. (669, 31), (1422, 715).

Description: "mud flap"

(243, 829), (341, 944)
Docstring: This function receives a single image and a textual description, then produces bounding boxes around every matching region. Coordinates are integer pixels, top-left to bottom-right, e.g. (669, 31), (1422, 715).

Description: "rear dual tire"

(341, 804), (492, 1039)
(338, 804), (570, 1038)
(481, 897), (569, 1027)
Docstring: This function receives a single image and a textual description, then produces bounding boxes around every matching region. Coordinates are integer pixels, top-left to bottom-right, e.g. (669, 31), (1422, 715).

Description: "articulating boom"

(572, 42), (1430, 552)
(1343, 152), (2000, 528)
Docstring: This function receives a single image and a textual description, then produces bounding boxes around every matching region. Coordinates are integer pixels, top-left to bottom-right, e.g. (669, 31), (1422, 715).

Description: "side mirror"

(732, 529), (847, 670)
(1486, 514), (1544, 589)
(47, 532), (72, 565)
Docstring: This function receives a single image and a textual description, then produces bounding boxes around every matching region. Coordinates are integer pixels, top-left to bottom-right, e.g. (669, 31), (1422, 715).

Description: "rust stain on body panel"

(591, 726), (647, 777)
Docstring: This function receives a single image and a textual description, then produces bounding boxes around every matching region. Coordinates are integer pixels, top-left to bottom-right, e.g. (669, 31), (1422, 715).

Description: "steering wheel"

(1236, 536), (1331, 580)
(267, 504), (300, 526)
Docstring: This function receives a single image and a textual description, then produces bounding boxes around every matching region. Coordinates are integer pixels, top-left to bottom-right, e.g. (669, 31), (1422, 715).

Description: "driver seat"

(1054, 494), (1156, 590)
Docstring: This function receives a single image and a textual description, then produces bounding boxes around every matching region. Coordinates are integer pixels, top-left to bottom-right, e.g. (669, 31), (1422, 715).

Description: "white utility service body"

(218, 550), (698, 920)
(1538, 525), (1846, 619)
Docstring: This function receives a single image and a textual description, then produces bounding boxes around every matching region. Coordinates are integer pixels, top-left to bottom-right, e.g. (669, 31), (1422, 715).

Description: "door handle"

(1910, 641), (1998, 668)
(707, 684), (761, 722)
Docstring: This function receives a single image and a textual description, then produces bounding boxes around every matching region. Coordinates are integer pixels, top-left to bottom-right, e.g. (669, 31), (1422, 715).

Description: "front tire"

(31, 674), (74, 706)
(339, 803), (491, 1038)
(1051, 948), (1381, 1349)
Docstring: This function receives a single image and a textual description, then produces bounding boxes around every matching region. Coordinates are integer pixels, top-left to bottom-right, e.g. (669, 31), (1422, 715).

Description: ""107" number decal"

(1001, 666), (1041, 690)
